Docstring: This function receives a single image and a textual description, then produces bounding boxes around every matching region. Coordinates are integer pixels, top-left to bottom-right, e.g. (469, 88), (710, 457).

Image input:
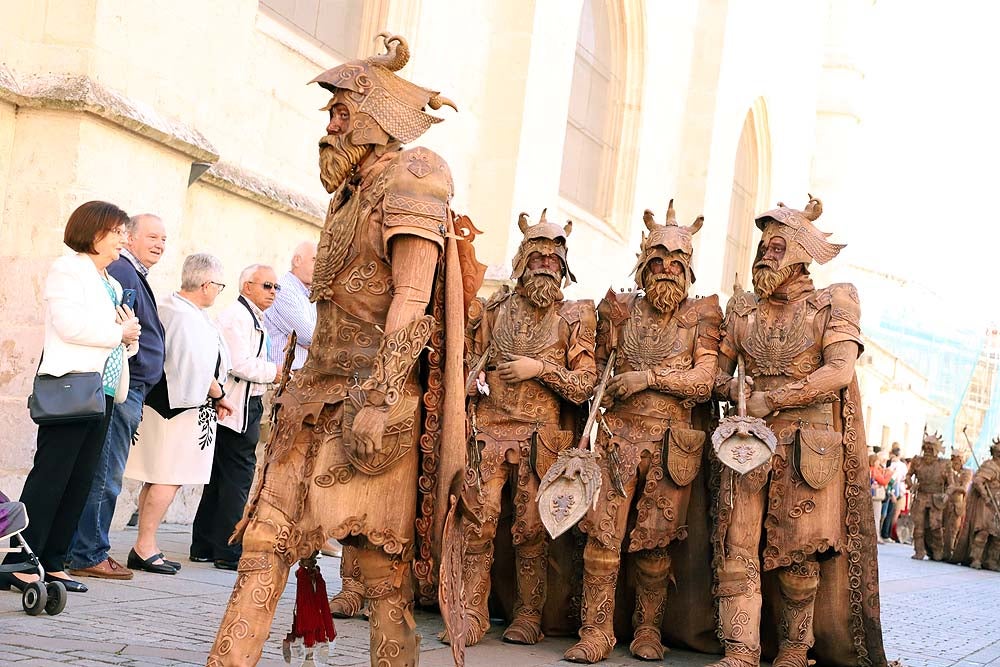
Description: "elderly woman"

(1, 201), (141, 595)
(123, 254), (233, 574)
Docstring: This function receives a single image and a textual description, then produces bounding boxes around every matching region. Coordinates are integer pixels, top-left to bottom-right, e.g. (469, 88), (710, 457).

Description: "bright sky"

(851, 1), (1000, 324)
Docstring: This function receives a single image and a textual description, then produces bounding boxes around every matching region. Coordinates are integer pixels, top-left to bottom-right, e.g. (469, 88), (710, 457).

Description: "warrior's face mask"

(519, 251), (564, 308)
(640, 249), (689, 314)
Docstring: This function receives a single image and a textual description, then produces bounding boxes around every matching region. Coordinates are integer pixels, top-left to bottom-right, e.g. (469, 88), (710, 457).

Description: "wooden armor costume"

(906, 435), (951, 561)
(952, 442), (1000, 570)
(460, 285), (597, 645)
(208, 35), (478, 667)
(567, 291), (721, 663)
(943, 454), (973, 561)
(711, 198), (885, 667)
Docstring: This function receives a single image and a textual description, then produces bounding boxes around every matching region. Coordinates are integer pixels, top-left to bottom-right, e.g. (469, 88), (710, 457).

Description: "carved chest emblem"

(492, 297), (558, 357)
(621, 302), (680, 370)
(745, 299), (813, 376)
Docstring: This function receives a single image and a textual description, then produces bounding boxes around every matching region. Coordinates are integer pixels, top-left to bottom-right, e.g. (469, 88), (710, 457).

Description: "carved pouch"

(342, 391), (420, 476)
(794, 428), (843, 490)
(931, 493), (948, 511)
(535, 428), (575, 480)
(665, 427), (705, 487)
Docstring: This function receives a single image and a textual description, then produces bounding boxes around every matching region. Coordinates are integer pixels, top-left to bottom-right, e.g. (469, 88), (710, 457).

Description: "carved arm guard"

(361, 315), (436, 409)
(537, 300), (598, 405)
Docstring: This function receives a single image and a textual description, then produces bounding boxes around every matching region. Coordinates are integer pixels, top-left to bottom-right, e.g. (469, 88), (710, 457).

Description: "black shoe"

(0, 571), (36, 593)
(213, 559), (239, 571)
(189, 555), (212, 563)
(44, 573), (88, 593)
(126, 549), (177, 575)
(162, 558), (182, 571)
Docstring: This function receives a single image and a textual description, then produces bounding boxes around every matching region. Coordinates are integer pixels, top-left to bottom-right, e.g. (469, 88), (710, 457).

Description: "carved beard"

(318, 133), (369, 194)
(520, 268), (563, 309)
(752, 260), (797, 299)
(644, 274), (687, 314)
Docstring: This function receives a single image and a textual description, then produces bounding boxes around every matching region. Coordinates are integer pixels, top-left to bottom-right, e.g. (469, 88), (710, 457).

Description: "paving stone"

(1, 528), (999, 665)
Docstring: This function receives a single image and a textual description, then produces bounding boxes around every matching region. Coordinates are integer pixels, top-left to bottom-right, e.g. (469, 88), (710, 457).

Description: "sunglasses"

(249, 281), (282, 292)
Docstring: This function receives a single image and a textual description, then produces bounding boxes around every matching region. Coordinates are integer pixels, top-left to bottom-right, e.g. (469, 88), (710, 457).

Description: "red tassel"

(286, 558), (336, 648)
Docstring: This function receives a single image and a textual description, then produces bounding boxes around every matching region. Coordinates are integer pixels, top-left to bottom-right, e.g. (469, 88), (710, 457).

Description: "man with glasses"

(191, 264), (280, 569)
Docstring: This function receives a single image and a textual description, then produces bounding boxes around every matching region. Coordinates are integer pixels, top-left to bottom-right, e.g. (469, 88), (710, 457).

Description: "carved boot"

(709, 556), (761, 667)
(969, 531), (988, 569)
(773, 561), (819, 667)
(329, 544), (365, 618)
(440, 543), (493, 646)
(629, 549), (669, 660)
(358, 549), (420, 667)
(564, 570), (618, 663)
(208, 508), (293, 667)
(502, 541), (547, 644)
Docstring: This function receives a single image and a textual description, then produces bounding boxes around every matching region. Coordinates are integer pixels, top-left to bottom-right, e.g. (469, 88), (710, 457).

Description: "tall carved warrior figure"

(564, 202), (721, 663)
(954, 439), (1000, 570)
(711, 197), (885, 667)
(208, 35), (480, 667)
(460, 211), (597, 646)
(943, 448), (972, 561)
(906, 432), (951, 561)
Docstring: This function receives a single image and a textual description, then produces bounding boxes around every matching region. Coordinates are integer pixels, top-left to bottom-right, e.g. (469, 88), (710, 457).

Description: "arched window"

(559, 0), (621, 219)
(722, 109), (762, 291)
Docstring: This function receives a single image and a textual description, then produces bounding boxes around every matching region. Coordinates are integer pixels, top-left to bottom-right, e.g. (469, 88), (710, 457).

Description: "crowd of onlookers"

(870, 443), (911, 544)
(0, 200), (318, 594)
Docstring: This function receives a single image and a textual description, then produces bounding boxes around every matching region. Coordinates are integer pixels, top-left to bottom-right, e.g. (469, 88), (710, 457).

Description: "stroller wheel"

(45, 581), (67, 615)
(22, 581), (47, 616)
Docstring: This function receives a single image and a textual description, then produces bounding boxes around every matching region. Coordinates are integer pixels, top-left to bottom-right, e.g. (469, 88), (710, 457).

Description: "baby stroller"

(0, 490), (67, 615)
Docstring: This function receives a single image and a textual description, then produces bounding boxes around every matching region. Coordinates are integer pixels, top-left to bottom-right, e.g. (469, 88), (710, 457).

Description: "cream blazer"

(38, 253), (137, 403)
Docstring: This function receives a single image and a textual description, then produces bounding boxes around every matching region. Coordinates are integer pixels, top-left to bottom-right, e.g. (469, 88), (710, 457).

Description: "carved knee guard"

(208, 510), (293, 667)
(503, 539), (547, 645)
(357, 547), (420, 667)
(630, 548), (670, 661)
(329, 544), (365, 618)
(773, 560), (820, 667)
(714, 555), (761, 667)
(564, 541), (619, 664)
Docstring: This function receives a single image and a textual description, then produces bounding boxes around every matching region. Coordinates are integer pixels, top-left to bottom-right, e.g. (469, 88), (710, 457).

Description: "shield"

(536, 448), (602, 539)
(712, 356), (776, 475)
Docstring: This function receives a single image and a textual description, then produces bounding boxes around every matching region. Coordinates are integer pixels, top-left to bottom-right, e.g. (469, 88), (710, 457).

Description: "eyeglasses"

(248, 281), (282, 292)
(204, 281), (226, 292)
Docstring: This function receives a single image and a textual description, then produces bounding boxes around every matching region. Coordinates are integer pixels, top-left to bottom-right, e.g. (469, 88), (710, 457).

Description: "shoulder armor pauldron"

(383, 147), (454, 241)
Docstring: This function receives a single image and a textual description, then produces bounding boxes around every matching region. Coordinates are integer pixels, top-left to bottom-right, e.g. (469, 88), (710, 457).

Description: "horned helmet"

(631, 199), (704, 289)
(950, 446), (969, 465)
(754, 195), (845, 272)
(510, 209), (575, 286)
(921, 430), (944, 457)
(992, 436), (1000, 458)
(310, 33), (456, 147)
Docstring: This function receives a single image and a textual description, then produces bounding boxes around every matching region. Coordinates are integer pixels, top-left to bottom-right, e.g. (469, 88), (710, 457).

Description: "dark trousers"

(191, 396), (262, 562)
(881, 495), (897, 539)
(4, 395), (114, 572)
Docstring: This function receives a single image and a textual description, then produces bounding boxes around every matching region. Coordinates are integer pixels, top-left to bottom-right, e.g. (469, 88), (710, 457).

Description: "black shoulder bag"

(27, 352), (106, 425)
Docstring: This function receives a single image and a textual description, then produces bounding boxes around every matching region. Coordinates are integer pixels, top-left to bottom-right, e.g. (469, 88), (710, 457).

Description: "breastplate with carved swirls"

(478, 296), (567, 426)
(619, 300), (687, 371)
(743, 298), (819, 378)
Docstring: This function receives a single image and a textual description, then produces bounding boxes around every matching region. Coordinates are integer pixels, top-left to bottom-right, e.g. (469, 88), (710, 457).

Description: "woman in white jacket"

(0, 201), (140, 595)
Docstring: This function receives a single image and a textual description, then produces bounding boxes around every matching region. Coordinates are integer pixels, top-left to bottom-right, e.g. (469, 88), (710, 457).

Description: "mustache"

(755, 258), (779, 271)
(525, 267), (561, 281)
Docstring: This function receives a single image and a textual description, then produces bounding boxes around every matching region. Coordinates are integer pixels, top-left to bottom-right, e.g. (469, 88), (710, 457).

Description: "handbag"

(27, 352), (106, 425)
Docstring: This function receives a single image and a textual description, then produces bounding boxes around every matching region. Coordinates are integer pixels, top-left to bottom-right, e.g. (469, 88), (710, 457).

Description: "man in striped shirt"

(263, 241), (317, 370)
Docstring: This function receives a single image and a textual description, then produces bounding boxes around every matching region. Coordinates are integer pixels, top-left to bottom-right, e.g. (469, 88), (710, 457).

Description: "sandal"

(127, 549), (177, 575)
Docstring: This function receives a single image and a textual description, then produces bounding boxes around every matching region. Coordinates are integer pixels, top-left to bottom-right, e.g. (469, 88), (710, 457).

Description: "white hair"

(239, 264), (274, 292)
(180, 253), (223, 291)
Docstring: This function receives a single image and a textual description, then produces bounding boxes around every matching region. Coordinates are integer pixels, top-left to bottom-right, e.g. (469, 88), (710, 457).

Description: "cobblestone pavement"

(1, 526), (998, 666)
